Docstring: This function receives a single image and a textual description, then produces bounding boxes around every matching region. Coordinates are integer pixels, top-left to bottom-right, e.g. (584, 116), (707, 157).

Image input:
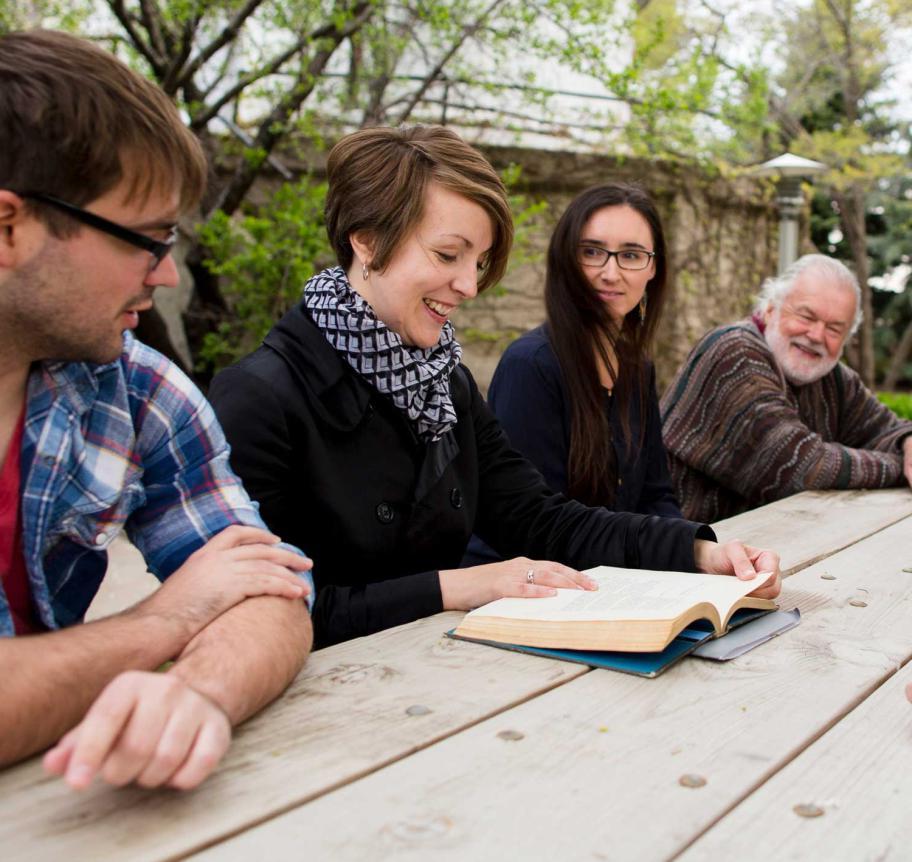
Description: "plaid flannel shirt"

(0, 332), (313, 637)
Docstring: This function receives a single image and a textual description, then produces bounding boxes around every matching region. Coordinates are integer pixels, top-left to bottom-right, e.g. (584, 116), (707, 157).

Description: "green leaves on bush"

(877, 391), (912, 420)
(197, 179), (331, 371)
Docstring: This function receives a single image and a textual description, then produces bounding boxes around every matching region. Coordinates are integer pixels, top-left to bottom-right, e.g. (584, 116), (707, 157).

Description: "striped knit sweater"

(660, 319), (912, 523)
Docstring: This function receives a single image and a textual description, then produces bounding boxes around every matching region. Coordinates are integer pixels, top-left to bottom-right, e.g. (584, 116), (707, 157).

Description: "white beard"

(764, 313), (839, 385)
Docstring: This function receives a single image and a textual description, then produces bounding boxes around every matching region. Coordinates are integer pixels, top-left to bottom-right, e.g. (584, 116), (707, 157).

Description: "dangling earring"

(638, 294), (647, 325)
(361, 261), (371, 282)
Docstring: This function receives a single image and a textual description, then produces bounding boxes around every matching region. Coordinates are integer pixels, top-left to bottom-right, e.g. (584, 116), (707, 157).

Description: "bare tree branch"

(161, 15), (200, 93)
(210, 0), (375, 216)
(106, 0), (164, 72)
(200, 37), (240, 101)
(187, 13), (365, 132)
(175, 0), (267, 90)
(188, 46), (311, 129)
(137, 0), (169, 59)
(359, 10), (421, 124)
(395, 0), (507, 124)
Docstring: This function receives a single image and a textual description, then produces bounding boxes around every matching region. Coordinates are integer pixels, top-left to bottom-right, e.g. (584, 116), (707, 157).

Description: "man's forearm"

(169, 595), (312, 725)
(0, 609), (194, 766)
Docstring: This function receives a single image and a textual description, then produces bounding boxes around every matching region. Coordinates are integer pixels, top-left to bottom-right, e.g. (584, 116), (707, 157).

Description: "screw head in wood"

(497, 729), (525, 741)
(793, 803), (824, 818)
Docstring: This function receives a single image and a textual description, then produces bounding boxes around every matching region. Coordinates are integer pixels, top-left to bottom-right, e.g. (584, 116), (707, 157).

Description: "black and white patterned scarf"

(302, 266), (462, 443)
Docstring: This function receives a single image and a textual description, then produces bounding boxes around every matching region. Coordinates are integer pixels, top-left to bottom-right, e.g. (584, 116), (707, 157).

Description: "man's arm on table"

(0, 605), (204, 768)
(44, 592), (312, 790)
(0, 525), (308, 774)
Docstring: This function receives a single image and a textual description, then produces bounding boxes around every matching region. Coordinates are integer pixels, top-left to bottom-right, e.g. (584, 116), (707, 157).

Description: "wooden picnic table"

(3, 487), (912, 861)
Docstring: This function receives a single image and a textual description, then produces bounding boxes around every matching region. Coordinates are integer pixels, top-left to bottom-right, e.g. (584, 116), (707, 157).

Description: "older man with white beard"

(660, 254), (912, 523)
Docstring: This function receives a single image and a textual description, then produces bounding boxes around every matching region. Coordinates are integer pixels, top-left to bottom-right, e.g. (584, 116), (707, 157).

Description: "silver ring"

(526, 568), (535, 584)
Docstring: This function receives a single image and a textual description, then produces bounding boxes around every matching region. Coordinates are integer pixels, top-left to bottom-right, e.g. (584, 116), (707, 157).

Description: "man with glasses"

(661, 254), (912, 523)
(0, 30), (315, 790)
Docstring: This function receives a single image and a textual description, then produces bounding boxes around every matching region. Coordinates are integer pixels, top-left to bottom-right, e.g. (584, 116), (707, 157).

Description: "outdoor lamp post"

(751, 152), (828, 274)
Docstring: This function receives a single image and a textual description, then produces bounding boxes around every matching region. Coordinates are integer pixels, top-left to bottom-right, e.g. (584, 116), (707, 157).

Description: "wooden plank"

(0, 613), (587, 862)
(677, 663), (912, 861)
(712, 488), (912, 575)
(191, 516), (912, 861)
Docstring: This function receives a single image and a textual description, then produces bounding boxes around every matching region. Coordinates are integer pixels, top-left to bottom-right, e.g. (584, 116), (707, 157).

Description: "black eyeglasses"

(578, 245), (655, 271)
(20, 192), (177, 272)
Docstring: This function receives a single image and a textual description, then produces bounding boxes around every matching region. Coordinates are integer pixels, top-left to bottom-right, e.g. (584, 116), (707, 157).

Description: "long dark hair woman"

(484, 183), (681, 515)
(209, 129), (779, 649)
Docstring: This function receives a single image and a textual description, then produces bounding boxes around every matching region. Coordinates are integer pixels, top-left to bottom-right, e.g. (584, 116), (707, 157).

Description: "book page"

(463, 566), (774, 624)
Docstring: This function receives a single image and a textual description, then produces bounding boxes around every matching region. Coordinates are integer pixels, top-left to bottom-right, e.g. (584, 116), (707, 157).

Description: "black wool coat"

(209, 301), (714, 648)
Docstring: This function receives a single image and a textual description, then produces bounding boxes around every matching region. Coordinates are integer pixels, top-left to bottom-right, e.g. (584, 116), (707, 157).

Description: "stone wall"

(456, 146), (780, 392)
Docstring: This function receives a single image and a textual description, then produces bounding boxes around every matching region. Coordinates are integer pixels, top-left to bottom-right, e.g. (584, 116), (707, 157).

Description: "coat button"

(617, 477), (623, 487)
(450, 488), (463, 509)
(376, 502), (394, 523)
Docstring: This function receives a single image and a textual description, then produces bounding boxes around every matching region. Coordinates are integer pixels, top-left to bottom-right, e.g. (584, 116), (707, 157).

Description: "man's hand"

(138, 525), (312, 637)
(694, 539), (782, 599)
(43, 671), (231, 791)
(903, 437), (912, 488)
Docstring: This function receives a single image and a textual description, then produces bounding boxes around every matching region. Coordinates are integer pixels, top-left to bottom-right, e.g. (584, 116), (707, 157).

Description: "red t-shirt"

(0, 405), (41, 635)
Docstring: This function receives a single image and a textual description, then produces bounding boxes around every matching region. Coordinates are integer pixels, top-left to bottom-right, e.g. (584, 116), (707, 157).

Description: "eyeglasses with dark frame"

(20, 192), (178, 272)
(578, 244), (656, 271)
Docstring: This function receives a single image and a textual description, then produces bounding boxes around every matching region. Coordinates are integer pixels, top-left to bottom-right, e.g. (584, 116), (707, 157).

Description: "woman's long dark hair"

(544, 183), (668, 507)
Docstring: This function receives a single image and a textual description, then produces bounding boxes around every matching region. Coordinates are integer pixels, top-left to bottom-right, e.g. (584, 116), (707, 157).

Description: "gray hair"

(754, 254), (863, 336)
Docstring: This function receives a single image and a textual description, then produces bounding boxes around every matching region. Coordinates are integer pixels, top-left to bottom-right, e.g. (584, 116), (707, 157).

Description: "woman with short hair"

(210, 126), (780, 648)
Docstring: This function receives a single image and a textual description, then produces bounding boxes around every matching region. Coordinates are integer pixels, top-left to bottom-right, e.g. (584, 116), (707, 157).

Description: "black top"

(488, 325), (681, 516)
(209, 302), (714, 648)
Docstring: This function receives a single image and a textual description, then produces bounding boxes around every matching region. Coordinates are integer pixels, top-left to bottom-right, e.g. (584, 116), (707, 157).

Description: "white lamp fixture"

(751, 152), (828, 274)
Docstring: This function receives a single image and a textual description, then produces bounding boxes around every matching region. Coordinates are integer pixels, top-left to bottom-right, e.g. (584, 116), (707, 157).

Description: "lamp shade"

(750, 152), (829, 178)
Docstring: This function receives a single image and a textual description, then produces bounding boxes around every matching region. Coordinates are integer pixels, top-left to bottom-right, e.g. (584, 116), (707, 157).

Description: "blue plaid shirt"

(1, 332), (313, 637)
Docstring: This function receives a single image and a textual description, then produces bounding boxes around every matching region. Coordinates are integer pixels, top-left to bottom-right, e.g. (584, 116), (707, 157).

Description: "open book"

(453, 565), (777, 653)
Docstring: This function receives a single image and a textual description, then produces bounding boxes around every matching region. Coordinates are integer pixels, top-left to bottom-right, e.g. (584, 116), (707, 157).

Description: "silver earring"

(361, 262), (370, 282)
(638, 295), (647, 325)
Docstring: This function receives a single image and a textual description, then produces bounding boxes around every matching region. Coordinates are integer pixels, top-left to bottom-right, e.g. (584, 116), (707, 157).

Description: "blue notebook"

(446, 608), (772, 678)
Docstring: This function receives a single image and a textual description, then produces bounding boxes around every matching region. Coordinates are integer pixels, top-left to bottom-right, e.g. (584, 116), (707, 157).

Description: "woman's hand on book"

(439, 558), (598, 610)
(693, 540), (782, 599)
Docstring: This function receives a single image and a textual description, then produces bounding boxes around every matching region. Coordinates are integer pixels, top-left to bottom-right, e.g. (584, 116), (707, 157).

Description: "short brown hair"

(0, 29), (207, 233)
(324, 125), (513, 292)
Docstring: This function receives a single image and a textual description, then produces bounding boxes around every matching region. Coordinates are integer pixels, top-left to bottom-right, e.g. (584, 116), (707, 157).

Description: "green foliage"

(501, 163), (549, 267)
(197, 179), (331, 371)
(0, 0), (92, 34)
(877, 391), (912, 419)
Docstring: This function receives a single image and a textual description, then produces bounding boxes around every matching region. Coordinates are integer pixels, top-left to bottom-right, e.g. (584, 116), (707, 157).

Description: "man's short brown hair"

(325, 125), (514, 293)
(0, 29), (207, 232)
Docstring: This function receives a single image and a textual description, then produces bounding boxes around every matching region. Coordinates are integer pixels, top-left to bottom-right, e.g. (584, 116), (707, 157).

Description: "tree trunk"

(883, 314), (912, 391)
(833, 184), (875, 387)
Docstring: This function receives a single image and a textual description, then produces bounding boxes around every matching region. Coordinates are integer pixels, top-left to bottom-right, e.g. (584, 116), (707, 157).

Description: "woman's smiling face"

(578, 204), (656, 324)
(349, 183), (494, 348)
